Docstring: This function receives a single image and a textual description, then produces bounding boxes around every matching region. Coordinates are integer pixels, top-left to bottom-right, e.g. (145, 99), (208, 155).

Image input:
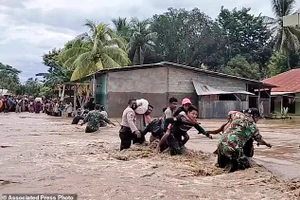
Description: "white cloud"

(0, 0), (299, 81)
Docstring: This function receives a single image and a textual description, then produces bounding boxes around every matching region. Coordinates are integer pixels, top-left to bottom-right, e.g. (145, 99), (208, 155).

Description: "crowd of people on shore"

(1, 94), (273, 172)
(0, 95), (42, 113)
(0, 95), (74, 117)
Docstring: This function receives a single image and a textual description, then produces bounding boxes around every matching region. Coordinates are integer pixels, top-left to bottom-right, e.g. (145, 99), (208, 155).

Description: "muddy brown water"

(0, 113), (299, 200)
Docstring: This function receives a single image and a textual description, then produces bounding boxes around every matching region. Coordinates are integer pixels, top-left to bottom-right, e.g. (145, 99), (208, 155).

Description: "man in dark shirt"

(85, 98), (95, 111)
(158, 105), (212, 155)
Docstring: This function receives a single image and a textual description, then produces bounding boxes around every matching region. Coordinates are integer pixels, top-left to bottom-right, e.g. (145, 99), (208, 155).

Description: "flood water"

(0, 113), (299, 200)
(187, 119), (300, 180)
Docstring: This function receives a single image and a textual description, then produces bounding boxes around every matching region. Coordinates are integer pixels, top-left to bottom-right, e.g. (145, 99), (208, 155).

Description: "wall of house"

(106, 67), (168, 117)
(103, 65), (253, 118)
(167, 66), (248, 118)
(199, 100), (248, 118)
(167, 66), (246, 102)
(296, 93), (300, 115)
(95, 74), (107, 107)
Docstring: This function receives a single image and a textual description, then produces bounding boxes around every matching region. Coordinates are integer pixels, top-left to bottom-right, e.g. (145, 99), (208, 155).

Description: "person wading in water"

(157, 105), (213, 155)
(164, 97), (178, 119)
(173, 98), (191, 117)
(81, 104), (115, 133)
(144, 97), (178, 143)
(85, 97), (96, 111)
(119, 98), (142, 151)
(215, 108), (272, 172)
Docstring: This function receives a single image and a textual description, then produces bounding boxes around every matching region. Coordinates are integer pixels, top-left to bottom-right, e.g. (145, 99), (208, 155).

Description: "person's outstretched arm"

(194, 124), (212, 139)
(156, 125), (171, 154)
(81, 112), (90, 125)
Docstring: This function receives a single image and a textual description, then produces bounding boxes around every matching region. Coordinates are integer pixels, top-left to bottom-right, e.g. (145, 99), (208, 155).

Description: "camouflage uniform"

(217, 112), (263, 171)
(83, 110), (110, 133)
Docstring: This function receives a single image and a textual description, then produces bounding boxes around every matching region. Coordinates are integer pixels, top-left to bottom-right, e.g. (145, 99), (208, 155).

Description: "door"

(249, 96), (258, 108)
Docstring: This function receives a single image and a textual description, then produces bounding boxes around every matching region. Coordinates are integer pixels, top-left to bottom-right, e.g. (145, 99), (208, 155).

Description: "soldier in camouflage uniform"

(81, 105), (115, 133)
(216, 108), (272, 172)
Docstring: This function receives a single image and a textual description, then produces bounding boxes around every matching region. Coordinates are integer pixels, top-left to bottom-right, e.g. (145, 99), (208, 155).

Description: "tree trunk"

(60, 84), (65, 102)
(73, 85), (77, 111)
(58, 86), (62, 98)
(92, 74), (96, 98)
(287, 53), (291, 69)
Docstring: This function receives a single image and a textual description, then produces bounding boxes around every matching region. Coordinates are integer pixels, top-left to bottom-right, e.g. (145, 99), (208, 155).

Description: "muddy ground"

(0, 113), (299, 200)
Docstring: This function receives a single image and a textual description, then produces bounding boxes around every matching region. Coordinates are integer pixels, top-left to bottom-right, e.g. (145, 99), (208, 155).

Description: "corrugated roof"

(192, 81), (255, 96)
(92, 61), (276, 87)
(263, 68), (300, 92)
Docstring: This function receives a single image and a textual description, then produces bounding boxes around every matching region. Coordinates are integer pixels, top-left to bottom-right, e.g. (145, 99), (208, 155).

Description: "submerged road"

(186, 118), (300, 180)
(0, 112), (299, 200)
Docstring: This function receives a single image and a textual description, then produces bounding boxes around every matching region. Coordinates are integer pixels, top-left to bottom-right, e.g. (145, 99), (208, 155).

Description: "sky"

(0, 0), (299, 82)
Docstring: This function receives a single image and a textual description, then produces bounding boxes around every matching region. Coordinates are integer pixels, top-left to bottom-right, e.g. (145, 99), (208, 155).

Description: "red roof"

(263, 68), (300, 92)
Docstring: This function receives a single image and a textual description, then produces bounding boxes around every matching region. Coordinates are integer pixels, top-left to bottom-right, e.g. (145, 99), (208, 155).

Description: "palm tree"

(36, 64), (72, 87)
(267, 0), (300, 68)
(59, 20), (130, 81)
(128, 18), (157, 65)
(37, 49), (72, 89)
(112, 17), (131, 40)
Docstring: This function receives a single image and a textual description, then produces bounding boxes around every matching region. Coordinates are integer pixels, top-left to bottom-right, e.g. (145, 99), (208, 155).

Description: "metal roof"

(80, 61), (276, 87)
(263, 68), (300, 93)
(192, 81), (255, 96)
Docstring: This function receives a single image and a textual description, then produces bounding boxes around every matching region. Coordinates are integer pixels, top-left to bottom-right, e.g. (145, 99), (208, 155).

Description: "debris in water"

(29, 134), (41, 136)
(151, 164), (159, 169)
(140, 172), (155, 178)
(109, 145), (224, 177)
(0, 145), (12, 148)
(0, 180), (19, 185)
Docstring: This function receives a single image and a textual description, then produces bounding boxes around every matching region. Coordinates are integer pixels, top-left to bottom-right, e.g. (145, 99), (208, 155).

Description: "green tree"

(267, 0), (300, 68)
(223, 55), (260, 80)
(38, 48), (73, 88)
(59, 20), (130, 81)
(267, 52), (289, 76)
(0, 62), (21, 94)
(23, 78), (42, 96)
(152, 8), (215, 67)
(39, 86), (52, 97)
(217, 7), (274, 77)
(112, 17), (131, 41)
(152, 8), (207, 64)
(128, 18), (158, 65)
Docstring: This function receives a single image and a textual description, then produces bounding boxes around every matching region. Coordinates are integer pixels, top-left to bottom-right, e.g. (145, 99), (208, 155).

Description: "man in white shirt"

(164, 97), (178, 119)
(119, 99), (141, 151)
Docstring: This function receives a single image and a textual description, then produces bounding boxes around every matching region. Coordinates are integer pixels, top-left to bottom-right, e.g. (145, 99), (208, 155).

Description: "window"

(219, 94), (237, 101)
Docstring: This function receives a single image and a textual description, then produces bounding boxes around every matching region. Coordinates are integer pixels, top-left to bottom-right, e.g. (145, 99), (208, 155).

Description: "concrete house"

(89, 62), (274, 118)
(263, 68), (300, 115)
